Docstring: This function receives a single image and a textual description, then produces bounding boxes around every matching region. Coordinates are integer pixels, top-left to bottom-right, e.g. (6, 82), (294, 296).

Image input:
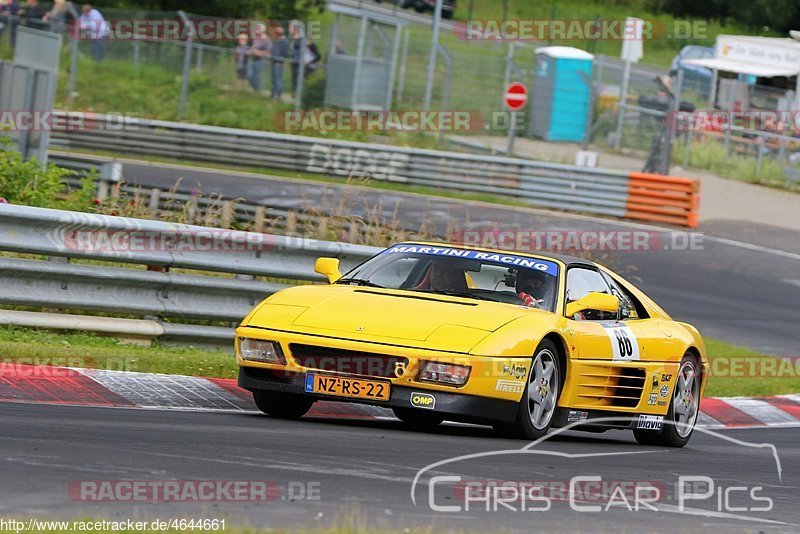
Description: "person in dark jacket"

(19, 0), (45, 27)
(0, 0), (20, 46)
(270, 25), (288, 100)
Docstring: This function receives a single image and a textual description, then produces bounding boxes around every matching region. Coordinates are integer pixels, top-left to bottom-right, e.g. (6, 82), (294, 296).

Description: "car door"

(564, 266), (655, 362)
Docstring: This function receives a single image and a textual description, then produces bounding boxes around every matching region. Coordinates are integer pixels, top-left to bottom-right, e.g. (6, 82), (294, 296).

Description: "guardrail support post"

(148, 189), (161, 217)
(286, 212), (297, 235)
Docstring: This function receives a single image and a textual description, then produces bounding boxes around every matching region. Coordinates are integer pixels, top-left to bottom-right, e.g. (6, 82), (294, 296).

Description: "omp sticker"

(604, 324), (640, 361)
(410, 392), (436, 410)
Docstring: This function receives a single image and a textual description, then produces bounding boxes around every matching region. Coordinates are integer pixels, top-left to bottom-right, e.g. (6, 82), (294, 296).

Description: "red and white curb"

(1, 365), (799, 429)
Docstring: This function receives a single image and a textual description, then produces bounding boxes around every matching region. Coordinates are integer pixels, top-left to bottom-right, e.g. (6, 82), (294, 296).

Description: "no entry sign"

(504, 82), (528, 111)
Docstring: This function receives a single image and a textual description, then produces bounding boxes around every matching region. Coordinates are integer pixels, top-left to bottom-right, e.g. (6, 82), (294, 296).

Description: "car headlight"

(237, 337), (286, 364)
(418, 361), (471, 387)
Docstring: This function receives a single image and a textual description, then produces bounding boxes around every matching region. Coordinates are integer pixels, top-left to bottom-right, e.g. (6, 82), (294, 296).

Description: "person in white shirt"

(79, 3), (108, 61)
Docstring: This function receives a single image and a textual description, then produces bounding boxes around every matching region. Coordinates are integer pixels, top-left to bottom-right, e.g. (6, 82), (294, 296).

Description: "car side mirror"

(565, 292), (620, 318)
(314, 257), (342, 284)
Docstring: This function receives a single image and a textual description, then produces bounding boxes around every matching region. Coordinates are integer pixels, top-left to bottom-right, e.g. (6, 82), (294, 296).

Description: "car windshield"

(683, 46), (714, 60)
(336, 244), (560, 312)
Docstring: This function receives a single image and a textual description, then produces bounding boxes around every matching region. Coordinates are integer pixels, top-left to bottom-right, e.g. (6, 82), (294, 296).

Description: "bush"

(0, 138), (74, 206)
(302, 69), (327, 110)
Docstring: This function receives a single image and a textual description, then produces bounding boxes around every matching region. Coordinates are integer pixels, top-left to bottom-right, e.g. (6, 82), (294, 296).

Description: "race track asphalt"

(1, 402), (797, 531)
(115, 159), (800, 355)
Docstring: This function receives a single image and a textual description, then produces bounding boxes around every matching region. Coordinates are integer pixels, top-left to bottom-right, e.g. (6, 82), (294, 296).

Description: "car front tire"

(495, 339), (562, 440)
(634, 353), (700, 447)
(253, 391), (314, 419)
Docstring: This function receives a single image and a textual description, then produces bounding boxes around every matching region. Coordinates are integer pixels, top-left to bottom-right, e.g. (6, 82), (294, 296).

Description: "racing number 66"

(614, 328), (634, 359)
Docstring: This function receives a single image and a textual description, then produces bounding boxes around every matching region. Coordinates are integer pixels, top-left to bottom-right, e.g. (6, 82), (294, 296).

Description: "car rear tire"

(495, 339), (562, 440)
(253, 391), (314, 419)
(393, 408), (445, 429)
(633, 354), (700, 447)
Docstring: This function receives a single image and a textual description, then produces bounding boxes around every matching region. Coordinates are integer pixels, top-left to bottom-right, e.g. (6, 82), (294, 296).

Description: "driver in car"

(516, 269), (552, 308)
(429, 261), (468, 292)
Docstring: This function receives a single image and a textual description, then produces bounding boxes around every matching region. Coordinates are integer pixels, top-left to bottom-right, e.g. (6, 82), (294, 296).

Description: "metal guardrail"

(49, 113), (700, 226)
(49, 151), (389, 238)
(0, 204), (380, 346)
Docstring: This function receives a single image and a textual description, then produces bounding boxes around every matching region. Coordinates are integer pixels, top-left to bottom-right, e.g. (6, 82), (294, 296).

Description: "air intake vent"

(576, 365), (646, 408)
(289, 344), (408, 379)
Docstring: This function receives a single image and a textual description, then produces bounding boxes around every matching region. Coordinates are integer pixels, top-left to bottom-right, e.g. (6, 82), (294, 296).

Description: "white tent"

(682, 35), (800, 108)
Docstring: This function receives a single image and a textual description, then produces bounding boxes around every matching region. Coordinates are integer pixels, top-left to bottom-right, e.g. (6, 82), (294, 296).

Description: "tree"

(260, 0), (326, 20)
(94, 0), (326, 20)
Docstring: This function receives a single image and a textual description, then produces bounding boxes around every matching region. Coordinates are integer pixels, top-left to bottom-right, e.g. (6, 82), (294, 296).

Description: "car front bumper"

(238, 366), (520, 425)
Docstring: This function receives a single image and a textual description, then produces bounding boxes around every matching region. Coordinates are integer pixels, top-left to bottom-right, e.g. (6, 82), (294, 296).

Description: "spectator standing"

(235, 32), (250, 90)
(43, 0), (74, 33)
(19, 0), (44, 27)
(79, 4), (108, 62)
(270, 25), (288, 101)
(0, 1), (20, 46)
(248, 24), (271, 94)
(303, 39), (321, 75)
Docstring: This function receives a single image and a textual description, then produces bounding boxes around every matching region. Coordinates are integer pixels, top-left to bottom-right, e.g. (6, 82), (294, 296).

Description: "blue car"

(669, 45), (715, 97)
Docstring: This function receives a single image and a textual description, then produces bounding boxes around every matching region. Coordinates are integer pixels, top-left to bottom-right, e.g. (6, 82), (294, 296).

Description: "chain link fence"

(2, 3), (799, 186)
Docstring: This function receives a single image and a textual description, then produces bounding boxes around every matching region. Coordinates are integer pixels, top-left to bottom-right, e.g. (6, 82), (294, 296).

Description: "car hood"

(244, 285), (533, 353)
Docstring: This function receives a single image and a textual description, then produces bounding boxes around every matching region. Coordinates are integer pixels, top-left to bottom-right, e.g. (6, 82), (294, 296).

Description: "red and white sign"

(504, 82), (528, 111)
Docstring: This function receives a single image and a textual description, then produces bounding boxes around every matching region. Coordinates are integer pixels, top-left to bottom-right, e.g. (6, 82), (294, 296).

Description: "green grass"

(0, 326), (796, 398)
(454, 0), (762, 68)
(703, 339), (799, 398)
(672, 138), (799, 192)
(0, 326), (235, 378)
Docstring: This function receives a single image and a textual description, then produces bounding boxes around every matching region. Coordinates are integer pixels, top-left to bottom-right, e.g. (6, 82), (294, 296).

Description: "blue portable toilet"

(529, 46), (594, 142)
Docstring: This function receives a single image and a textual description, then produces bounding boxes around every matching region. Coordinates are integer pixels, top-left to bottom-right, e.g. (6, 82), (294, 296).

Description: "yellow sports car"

(236, 242), (707, 447)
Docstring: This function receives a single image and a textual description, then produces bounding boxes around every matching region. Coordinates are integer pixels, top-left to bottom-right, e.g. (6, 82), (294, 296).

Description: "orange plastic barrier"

(625, 172), (700, 228)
